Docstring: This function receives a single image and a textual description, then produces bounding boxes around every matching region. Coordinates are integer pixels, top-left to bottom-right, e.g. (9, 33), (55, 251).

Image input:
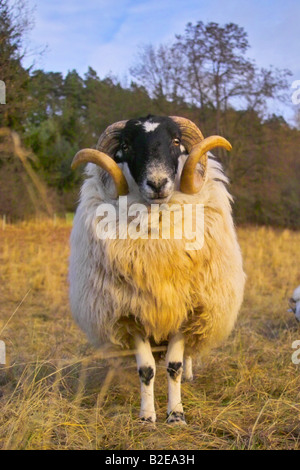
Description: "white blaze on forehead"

(143, 121), (160, 133)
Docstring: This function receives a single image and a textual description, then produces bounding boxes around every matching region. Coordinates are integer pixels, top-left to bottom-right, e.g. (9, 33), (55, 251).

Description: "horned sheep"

(69, 115), (246, 424)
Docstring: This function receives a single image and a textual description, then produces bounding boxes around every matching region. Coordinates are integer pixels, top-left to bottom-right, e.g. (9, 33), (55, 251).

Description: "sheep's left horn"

(71, 148), (129, 197)
(170, 116), (232, 194)
(180, 136), (232, 194)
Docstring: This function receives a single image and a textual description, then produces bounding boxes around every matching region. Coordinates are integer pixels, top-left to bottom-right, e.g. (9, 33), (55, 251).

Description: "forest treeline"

(0, 0), (299, 226)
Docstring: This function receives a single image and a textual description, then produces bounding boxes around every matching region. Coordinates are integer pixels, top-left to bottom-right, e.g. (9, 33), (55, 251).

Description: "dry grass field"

(0, 219), (299, 450)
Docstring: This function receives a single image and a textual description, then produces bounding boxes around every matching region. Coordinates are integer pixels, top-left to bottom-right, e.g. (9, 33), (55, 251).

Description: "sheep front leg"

(166, 332), (186, 424)
(134, 334), (156, 423)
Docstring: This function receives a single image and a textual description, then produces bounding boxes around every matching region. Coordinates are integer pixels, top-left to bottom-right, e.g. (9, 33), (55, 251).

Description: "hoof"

(167, 411), (187, 425)
(139, 416), (157, 429)
(140, 416), (155, 423)
(139, 412), (156, 424)
(183, 375), (194, 382)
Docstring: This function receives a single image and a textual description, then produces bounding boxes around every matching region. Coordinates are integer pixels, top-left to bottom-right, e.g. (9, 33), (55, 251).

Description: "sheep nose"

(146, 178), (168, 192)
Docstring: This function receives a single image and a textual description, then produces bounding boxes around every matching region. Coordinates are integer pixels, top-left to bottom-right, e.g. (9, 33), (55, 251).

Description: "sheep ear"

(97, 120), (128, 157)
(114, 149), (127, 164)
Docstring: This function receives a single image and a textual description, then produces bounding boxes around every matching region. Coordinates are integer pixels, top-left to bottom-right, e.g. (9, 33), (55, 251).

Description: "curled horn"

(96, 120), (128, 155)
(71, 121), (129, 198)
(170, 116), (232, 194)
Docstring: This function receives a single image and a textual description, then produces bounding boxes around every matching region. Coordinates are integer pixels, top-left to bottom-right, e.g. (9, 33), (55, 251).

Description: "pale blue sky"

(23, 0), (300, 121)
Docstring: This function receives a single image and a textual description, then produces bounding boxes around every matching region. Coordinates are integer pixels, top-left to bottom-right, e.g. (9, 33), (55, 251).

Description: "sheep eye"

(121, 143), (129, 152)
(173, 138), (180, 146)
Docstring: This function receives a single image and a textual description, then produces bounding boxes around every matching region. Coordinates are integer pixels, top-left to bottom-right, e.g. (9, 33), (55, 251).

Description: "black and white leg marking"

(166, 332), (186, 424)
(134, 334), (156, 423)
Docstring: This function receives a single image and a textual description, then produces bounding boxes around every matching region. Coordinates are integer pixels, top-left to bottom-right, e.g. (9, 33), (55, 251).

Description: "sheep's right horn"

(97, 120), (128, 155)
(71, 149), (129, 197)
(71, 120), (129, 198)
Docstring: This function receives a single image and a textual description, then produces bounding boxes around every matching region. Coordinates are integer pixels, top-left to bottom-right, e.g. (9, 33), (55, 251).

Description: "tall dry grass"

(0, 219), (299, 450)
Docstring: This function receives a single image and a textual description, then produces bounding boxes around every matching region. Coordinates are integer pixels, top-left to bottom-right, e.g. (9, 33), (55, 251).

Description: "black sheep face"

(115, 115), (187, 204)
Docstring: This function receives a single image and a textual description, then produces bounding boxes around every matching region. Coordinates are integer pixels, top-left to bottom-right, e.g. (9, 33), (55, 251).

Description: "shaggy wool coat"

(69, 155), (245, 357)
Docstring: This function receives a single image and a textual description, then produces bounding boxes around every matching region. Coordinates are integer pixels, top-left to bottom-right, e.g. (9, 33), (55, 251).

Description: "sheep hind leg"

(183, 356), (193, 382)
(166, 332), (186, 425)
(134, 334), (156, 423)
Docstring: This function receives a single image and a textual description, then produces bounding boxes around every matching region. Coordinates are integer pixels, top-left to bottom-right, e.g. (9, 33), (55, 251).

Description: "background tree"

(131, 22), (291, 138)
(0, 8), (299, 227)
(0, 0), (33, 130)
